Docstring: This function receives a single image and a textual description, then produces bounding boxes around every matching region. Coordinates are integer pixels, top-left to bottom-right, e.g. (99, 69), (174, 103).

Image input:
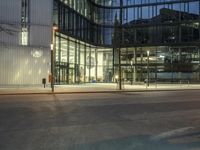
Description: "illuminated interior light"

(31, 50), (43, 58)
(159, 55), (165, 58)
(51, 44), (55, 50)
(21, 27), (28, 46)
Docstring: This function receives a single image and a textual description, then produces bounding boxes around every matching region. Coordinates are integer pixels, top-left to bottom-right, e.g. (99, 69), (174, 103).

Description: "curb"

(0, 88), (200, 95)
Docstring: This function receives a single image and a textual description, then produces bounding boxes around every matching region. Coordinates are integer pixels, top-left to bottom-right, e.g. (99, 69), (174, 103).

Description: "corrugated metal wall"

(0, 45), (50, 86)
(0, 0), (21, 45)
(29, 0), (52, 47)
(0, 24), (21, 46)
(0, 0), (21, 22)
(0, 0), (53, 86)
(30, 0), (52, 25)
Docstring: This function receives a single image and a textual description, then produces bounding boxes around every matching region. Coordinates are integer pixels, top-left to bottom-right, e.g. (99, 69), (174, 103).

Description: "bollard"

(42, 78), (46, 88)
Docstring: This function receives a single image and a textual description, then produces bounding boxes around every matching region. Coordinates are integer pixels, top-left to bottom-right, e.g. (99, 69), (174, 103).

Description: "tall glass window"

(21, 0), (29, 45)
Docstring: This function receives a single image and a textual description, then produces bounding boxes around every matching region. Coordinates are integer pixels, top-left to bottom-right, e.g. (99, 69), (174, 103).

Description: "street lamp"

(147, 50), (150, 87)
(51, 23), (58, 92)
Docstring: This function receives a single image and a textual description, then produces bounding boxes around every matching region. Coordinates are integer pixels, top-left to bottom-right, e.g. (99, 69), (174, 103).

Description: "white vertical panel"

(0, 45), (51, 86)
(0, 0), (21, 45)
(0, 0), (53, 86)
(30, 0), (53, 25)
(29, 0), (53, 47)
(29, 25), (51, 47)
(0, 0), (21, 22)
(0, 24), (21, 45)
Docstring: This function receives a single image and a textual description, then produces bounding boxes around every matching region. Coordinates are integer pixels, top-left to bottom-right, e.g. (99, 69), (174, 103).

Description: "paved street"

(0, 90), (200, 150)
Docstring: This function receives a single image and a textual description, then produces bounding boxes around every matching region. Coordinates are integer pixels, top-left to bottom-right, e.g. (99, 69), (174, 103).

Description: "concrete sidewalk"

(0, 83), (200, 95)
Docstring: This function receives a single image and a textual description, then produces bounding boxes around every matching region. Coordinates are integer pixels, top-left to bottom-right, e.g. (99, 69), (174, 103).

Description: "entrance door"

(60, 67), (67, 84)
(56, 64), (76, 84)
(69, 68), (74, 84)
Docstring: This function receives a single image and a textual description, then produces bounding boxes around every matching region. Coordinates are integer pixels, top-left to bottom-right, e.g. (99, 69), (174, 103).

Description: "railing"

(179, 80), (190, 87)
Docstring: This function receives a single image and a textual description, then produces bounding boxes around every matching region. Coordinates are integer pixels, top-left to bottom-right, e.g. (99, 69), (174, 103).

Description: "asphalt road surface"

(0, 90), (200, 150)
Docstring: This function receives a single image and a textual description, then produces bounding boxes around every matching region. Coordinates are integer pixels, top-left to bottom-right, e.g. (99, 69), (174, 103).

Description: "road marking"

(151, 127), (194, 141)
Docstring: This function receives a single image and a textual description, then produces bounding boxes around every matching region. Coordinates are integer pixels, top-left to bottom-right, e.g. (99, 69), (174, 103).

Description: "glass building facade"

(53, 0), (200, 84)
(54, 33), (113, 84)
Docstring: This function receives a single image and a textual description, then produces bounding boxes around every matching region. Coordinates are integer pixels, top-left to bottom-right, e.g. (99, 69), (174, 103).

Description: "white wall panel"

(0, 0), (21, 45)
(0, 45), (50, 86)
(0, 0), (21, 23)
(0, 24), (20, 45)
(0, 0), (53, 86)
(30, 0), (53, 25)
(29, 25), (51, 47)
(29, 0), (53, 47)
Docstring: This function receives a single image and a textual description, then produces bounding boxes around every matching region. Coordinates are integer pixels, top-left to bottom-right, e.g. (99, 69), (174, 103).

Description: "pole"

(131, 60), (133, 85)
(118, 0), (123, 90)
(118, 48), (122, 90)
(51, 29), (55, 92)
(133, 48), (136, 83)
(147, 51), (150, 87)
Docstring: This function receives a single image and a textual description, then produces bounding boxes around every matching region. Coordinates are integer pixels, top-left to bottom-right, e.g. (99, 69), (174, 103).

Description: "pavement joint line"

(0, 88), (200, 95)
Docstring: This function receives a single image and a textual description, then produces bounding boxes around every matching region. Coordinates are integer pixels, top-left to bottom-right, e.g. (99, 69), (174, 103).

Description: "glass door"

(60, 67), (67, 84)
(69, 68), (74, 84)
